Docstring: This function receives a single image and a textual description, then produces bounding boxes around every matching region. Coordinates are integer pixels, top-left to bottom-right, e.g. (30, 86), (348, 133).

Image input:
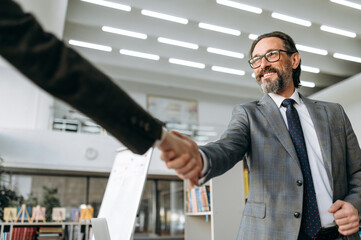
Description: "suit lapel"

(301, 95), (333, 188)
(257, 94), (301, 169)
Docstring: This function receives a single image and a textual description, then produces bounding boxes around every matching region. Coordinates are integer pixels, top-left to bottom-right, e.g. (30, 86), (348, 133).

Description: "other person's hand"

(158, 131), (203, 187)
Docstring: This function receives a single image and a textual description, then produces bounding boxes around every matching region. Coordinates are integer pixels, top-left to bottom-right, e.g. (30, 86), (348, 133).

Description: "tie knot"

(281, 98), (295, 108)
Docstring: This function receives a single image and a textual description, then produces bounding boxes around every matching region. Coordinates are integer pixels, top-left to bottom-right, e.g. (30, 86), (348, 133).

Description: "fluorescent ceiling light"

(169, 58), (205, 69)
(68, 39), (112, 52)
(320, 25), (356, 38)
(333, 53), (361, 63)
(207, 47), (244, 59)
(271, 12), (312, 27)
(198, 22), (241, 36)
(301, 65), (320, 73)
(81, 0), (131, 11)
(330, 0), (361, 10)
(102, 26), (147, 39)
(251, 73), (255, 78)
(216, 0), (262, 14)
(300, 81), (316, 88)
(158, 37), (198, 49)
(248, 34), (258, 40)
(296, 44), (328, 55)
(120, 49), (160, 60)
(212, 66), (245, 76)
(141, 10), (188, 24)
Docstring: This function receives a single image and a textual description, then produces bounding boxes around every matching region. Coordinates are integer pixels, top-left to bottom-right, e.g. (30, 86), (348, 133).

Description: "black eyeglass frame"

(248, 49), (296, 69)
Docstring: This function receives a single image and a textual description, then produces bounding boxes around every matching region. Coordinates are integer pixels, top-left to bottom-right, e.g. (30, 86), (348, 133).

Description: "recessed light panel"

(141, 10), (188, 24)
(81, 0), (131, 11)
(120, 49), (160, 60)
(216, 0), (262, 14)
(169, 58), (205, 69)
(271, 12), (312, 27)
(69, 39), (112, 52)
(198, 22), (241, 36)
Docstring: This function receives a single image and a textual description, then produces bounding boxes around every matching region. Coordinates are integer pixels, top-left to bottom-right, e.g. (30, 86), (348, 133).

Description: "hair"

(249, 31), (301, 88)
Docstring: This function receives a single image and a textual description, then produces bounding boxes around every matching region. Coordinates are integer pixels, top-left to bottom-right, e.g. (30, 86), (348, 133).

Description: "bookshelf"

(184, 161), (245, 240)
(0, 222), (92, 240)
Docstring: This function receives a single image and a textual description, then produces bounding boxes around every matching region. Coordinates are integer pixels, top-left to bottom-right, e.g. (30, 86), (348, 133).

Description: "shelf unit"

(0, 221), (92, 240)
(184, 161), (245, 240)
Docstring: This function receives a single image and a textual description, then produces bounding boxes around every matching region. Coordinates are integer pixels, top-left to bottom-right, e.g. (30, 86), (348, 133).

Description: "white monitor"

(91, 218), (111, 240)
(92, 148), (153, 240)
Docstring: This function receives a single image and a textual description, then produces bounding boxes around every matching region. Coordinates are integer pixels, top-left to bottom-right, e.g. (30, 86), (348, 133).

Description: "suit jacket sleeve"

(338, 104), (361, 212)
(0, 0), (163, 154)
(200, 104), (251, 182)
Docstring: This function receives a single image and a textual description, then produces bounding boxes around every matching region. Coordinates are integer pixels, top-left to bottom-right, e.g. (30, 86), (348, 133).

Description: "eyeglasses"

(248, 49), (296, 69)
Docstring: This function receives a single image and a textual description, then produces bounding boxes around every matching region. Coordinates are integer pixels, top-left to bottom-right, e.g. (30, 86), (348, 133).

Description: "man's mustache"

(256, 66), (280, 81)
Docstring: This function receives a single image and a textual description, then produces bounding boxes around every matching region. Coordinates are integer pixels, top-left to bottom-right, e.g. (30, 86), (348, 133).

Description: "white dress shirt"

(269, 90), (335, 227)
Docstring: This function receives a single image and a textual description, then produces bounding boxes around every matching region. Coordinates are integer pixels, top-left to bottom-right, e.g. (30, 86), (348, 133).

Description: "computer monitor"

(92, 148), (153, 240)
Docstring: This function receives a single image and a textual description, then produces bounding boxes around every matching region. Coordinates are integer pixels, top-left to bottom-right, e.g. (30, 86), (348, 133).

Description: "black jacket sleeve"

(0, 0), (163, 154)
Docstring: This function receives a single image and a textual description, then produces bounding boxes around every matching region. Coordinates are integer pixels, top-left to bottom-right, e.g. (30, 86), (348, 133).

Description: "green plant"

(42, 186), (61, 221)
(0, 156), (4, 184)
(0, 186), (22, 221)
(0, 157), (21, 221)
(24, 192), (39, 208)
(0, 157), (40, 221)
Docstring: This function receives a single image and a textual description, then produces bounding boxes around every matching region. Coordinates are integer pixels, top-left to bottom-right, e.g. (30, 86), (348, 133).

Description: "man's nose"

(260, 56), (271, 68)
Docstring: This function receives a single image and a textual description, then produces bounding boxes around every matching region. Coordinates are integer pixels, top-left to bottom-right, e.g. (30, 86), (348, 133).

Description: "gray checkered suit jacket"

(200, 93), (361, 240)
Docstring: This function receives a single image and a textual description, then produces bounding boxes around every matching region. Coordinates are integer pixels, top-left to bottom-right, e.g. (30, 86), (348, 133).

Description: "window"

(0, 171), (184, 238)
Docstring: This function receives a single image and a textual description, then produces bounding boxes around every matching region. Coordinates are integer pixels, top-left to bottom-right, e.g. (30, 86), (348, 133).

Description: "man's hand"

(158, 131), (203, 187)
(328, 200), (359, 236)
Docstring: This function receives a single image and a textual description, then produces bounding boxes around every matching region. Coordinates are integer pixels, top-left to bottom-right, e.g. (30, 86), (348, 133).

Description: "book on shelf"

(9, 226), (37, 240)
(37, 227), (64, 240)
(38, 227), (63, 233)
(190, 188), (198, 213)
(185, 185), (211, 214)
(195, 188), (203, 212)
(200, 185), (210, 212)
(186, 190), (191, 213)
(243, 168), (249, 198)
(1, 232), (8, 240)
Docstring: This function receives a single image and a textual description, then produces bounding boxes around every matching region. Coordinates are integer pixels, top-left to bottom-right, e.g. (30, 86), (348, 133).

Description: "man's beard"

(256, 65), (292, 94)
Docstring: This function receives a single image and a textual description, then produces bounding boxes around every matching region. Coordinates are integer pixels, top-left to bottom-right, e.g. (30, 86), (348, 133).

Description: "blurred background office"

(0, 0), (360, 239)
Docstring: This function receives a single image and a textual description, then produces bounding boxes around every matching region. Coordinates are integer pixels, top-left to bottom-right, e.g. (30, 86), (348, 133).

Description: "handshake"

(157, 131), (204, 187)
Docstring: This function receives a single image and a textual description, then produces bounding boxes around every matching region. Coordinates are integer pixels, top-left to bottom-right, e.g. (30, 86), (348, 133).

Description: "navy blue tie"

(282, 99), (321, 238)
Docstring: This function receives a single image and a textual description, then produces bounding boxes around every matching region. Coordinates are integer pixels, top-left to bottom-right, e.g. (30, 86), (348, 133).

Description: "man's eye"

(267, 51), (277, 57)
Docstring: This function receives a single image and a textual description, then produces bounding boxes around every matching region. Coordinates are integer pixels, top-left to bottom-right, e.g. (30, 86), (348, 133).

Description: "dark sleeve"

(0, 0), (163, 154)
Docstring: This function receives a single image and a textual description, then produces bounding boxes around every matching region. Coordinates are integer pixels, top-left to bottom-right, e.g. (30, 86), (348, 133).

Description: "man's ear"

(291, 52), (301, 70)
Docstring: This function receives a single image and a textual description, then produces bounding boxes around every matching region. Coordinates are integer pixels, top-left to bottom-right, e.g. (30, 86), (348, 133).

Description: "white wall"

(117, 81), (243, 137)
(0, 64), (53, 129)
(14, 0), (68, 38)
(310, 72), (361, 143)
(0, 128), (180, 175)
(0, 128), (120, 172)
(0, 0), (69, 130)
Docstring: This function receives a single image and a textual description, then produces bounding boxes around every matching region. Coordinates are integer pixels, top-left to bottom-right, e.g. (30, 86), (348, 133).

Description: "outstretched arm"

(0, 0), (163, 154)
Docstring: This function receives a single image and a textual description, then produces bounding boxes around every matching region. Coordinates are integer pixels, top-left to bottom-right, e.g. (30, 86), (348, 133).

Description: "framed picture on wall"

(147, 95), (198, 125)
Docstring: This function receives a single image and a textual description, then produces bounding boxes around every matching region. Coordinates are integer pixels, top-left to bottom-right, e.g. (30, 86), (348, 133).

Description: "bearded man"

(162, 31), (361, 240)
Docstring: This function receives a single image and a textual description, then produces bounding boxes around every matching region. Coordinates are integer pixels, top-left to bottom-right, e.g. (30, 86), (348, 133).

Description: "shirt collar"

(268, 89), (301, 108)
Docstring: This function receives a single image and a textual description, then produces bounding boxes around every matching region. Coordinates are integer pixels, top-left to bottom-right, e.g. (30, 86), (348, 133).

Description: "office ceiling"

(63, 0), (361, 101)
